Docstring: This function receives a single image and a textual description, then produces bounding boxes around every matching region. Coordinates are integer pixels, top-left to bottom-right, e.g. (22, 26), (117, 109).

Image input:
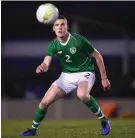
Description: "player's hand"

(36, 65), (44, 73)
(101, 78), (111, 91)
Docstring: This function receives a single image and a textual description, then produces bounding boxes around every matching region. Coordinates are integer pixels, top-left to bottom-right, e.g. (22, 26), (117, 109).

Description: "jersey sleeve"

(46, 41), (56, 56)
(81, 36), (95, 55)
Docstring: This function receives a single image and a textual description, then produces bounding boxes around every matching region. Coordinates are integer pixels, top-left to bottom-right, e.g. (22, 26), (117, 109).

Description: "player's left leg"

(76, 72), (111, 135)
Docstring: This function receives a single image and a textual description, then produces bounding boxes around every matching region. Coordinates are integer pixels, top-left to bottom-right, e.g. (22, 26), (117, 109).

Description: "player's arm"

(91, 49), (107, 80)
(36, 41), (56, 73)
(36, 56), (52, 73)
(91, 49), (111, 91)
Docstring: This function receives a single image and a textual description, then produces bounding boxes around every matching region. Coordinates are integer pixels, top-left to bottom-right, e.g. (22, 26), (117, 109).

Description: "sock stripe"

(95, 107), (101, 115)
(33, 120), (40, 125)
(32, 125), (38, 129)
(98, 114), (105, 119)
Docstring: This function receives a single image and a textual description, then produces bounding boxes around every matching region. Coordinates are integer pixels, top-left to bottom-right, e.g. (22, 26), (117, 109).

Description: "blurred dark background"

(1, 1), (135, 99)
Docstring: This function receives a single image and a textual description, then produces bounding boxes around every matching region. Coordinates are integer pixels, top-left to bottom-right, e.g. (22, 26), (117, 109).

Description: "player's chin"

(57, 33), (64, 38)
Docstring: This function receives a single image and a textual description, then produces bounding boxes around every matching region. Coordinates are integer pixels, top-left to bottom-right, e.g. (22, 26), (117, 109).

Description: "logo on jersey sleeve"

(70, 47), (76, 54)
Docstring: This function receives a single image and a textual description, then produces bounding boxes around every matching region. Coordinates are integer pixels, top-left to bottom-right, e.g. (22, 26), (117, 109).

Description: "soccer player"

(20, 15), (111, 136)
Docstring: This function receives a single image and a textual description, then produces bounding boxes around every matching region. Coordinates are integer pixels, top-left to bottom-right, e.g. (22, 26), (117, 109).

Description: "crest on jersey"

(70, 47), (76, 54)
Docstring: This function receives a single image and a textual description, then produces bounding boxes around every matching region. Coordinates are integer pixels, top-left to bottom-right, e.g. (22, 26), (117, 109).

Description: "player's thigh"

(40, 84), (65, 108)
(77, 81), (92, 96)
(77, 72), (95, 99)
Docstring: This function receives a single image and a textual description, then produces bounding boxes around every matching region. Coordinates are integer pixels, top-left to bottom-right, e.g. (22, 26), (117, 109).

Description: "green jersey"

(46, 33), (95, 73)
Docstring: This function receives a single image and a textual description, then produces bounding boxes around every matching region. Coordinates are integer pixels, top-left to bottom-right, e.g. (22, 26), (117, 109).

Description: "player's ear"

(53, 25), (55, 31)
(67, 25), (69, 30)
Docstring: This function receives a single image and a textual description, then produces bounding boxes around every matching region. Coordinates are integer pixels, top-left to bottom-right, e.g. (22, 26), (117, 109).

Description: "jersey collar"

(59, 33), (71, 46)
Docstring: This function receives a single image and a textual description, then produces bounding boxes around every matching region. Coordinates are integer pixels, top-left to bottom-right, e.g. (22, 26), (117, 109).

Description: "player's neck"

(57, 32), (69, 43)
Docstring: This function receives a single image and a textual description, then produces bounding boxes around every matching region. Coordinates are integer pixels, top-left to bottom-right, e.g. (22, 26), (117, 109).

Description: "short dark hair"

(53, 15), (68, 24)
(57, 15), (67, 20)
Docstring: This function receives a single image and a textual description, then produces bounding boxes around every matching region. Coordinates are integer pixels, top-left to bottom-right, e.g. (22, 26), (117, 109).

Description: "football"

(36, 3), (59, 24)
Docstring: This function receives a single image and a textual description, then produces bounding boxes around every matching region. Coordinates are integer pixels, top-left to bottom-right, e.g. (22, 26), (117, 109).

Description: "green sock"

(31, 107), (47, 131)
(85, 96), (107, 122)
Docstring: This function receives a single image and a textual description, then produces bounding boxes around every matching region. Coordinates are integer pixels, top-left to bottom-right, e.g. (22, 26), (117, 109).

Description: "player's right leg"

(20, 85), (65, 136)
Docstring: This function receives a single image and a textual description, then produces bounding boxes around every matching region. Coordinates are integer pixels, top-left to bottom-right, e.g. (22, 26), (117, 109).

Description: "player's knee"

(40, 99), (50, 109)
(77, 92), (90, 102)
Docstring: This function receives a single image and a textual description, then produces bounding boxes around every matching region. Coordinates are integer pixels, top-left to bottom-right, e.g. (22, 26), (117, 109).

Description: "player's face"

(53, 19), (68, 38)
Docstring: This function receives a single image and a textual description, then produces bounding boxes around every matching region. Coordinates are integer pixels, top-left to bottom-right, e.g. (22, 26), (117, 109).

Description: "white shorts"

(52, 72), (95, 94)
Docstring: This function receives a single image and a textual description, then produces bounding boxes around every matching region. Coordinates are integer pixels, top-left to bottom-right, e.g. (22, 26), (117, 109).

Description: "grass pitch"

(2, 119), (135, 138)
